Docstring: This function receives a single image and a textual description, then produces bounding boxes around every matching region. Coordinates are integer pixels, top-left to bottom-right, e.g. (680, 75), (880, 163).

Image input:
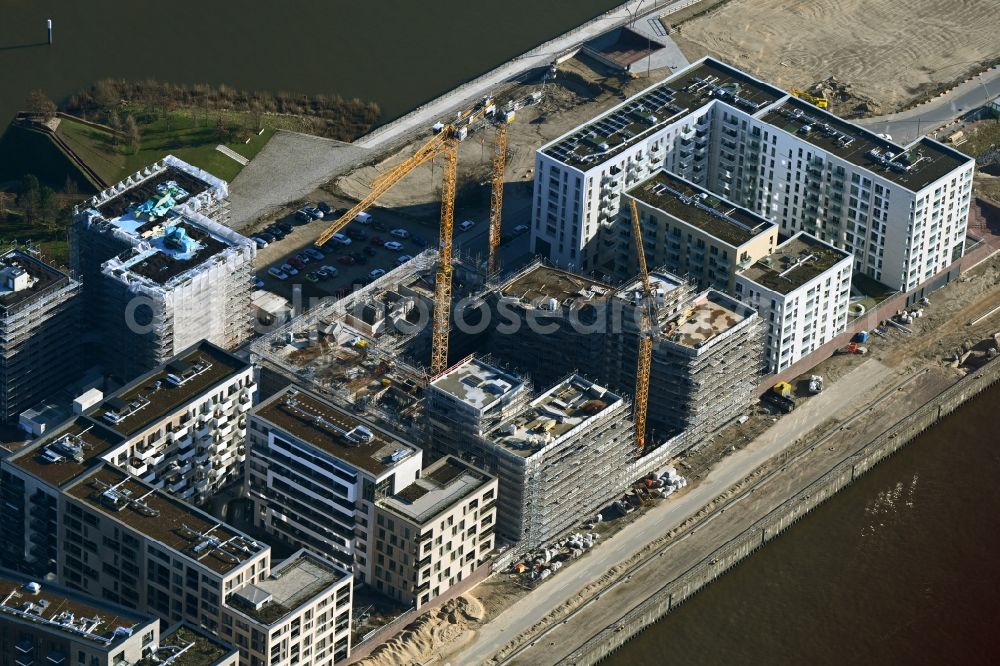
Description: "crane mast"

(488, 121), (509, 276)
(629, 198), (655, 452)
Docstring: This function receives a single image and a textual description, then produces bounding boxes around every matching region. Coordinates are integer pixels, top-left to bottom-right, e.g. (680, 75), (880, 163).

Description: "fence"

(561, 355), (1000, 665)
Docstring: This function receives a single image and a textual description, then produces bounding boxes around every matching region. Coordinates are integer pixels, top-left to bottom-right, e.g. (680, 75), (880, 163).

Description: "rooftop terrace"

(137, 624), (236, 666)
(430, 358), (526, 411)
(380, 456), (495, 525)
(542, 57), (786, 168)
(490, 375), (622, 457)
(499, 263), (614, 308)
(0, 250), (73, 312)
(228, 551), (348, 625)
(253, 386), (419, 477)
(92, 341), (250, 437)
(629, 170), (776, 246)
(92, 158), (221, 224)
(668, 291), (751, 349)
(10, 417), (126, 488)
(739, 233), (850, 294)
(761, 97), (972, 191)
(109, 216), (232, 286)
(0, 573), (149, 647)
(65, 466), (266, 575)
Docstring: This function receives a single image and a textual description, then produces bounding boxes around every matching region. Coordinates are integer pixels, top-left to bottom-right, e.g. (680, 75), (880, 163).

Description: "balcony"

(127, 458), (148, 476)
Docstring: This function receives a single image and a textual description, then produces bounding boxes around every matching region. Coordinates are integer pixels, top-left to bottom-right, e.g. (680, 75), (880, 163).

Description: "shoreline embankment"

(561, 356), (1000, 665)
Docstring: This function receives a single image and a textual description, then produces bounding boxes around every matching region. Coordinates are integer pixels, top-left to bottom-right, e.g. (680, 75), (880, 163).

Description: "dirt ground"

(674, 0), (1000, 114)
(332, 59), (651, 219)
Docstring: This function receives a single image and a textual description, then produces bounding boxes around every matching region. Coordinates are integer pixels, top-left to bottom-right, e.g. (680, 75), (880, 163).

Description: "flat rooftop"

(65, 466), (266, 575)
(761, 97), (972, 192)
(430, 358), (525, 411)
(669, 290), (750, 348)
(629, 170), (776, 246)
(543, 57), (786, 168)
(137, 625), (236, 666)
(92, 341), (250, 438)
(740, 233), (850, 294)
(0, 573), (149, 647)
(490, 375), (622, 457)
(229, 551), (348, 625)
(380, 456), (494, 525)
(93, 161), (217, 223)
(110, 216), (232, 286)
(499, 263), (614, 307)
(0, 250), (73, 312)
(253, 386), (419, 477)
(9, 417), (126, 488)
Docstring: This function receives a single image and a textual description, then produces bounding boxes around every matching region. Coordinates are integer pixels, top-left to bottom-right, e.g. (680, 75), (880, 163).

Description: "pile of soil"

(807, 77), (882, 118)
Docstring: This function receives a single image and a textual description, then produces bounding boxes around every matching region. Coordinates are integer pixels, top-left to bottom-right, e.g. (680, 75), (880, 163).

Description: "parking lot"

(248, 196), (532, 309)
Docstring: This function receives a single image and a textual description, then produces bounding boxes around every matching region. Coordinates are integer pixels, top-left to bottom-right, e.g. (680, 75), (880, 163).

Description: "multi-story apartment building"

(373, 456), (497, 609)
(90, 340), (255, 503)
(60, 464), (271, 636)
(0, 251), (82, 425)
(0, 572), (160, 666)
(146, 623), (241, 666)
(623, 170), (778, 290)
(71, 156), (252, 381)
(246, 386), (422, 582)
(533, 57), (974, 293)
(224, 550), (352, 666)
(736, 233), (852, 372)
(425, 357), (531, 460)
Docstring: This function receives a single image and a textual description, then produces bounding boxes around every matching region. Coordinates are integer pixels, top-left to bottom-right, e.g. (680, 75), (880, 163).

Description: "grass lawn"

(958, 118), (1000, 158)
(0, 212), (69, 268)
(56, 111), (280, 185)
(851, 271), (897, 313)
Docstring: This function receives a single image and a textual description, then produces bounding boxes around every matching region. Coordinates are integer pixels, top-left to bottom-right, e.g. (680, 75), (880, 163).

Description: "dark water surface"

(607, 385), (1000, 666)
(0, 0), (621, 129)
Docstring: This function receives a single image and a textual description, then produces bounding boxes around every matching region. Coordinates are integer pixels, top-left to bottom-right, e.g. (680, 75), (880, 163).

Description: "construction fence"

(561, 355), (1000, 666)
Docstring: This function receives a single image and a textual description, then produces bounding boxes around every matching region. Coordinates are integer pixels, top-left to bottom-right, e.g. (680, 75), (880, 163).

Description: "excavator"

(791, 88), (829, 109)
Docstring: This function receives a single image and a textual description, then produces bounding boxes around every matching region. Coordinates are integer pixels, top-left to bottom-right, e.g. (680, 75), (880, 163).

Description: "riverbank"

(562, 355), (1000, 665)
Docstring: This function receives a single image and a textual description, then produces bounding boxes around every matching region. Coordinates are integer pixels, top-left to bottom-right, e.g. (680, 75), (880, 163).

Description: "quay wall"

(560, 356), (1000, 666)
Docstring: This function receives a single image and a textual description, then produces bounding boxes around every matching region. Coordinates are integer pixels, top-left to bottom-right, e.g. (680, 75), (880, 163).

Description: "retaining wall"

(561, 356), (1000, 665)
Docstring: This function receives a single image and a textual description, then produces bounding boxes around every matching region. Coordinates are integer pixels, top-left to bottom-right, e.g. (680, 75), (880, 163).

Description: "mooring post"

(47, 20), (53, 45)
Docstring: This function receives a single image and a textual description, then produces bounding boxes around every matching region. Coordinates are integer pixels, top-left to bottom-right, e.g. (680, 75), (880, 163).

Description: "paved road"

(449, 359), (896, 665)
(856, 67), (1000, 145)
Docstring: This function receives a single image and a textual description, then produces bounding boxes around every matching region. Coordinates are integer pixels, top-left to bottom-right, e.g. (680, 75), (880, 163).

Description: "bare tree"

(250, 102), (264, 134)
(26, 90), (57, 122)
(126, 115), (141, 154)
(216, 114), (227, 142)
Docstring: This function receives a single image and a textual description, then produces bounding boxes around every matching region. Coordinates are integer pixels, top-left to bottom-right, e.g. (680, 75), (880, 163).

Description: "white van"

(356, 212), (372, 224)
(390, 228), (409, 239)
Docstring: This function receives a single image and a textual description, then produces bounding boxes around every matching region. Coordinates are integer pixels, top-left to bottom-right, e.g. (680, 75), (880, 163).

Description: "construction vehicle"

(807, 375), (824, 394)
(772, 381), (793, 398)
(487, 92), (542, 276)
(791, 88), (829, 109)
(315, 98), (497, 374)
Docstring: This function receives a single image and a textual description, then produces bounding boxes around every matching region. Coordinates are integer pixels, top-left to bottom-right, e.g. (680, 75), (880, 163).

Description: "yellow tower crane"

(315, 99), (495, 375)
(628, 198), (656, 452)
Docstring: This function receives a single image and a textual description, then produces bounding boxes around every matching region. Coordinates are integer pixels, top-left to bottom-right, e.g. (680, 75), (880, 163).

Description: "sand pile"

(356, 595), (484, 666)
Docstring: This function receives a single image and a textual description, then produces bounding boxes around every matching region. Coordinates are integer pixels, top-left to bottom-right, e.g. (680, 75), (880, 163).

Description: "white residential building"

(246, 386), (422, 583)
(736, 233), (852, 373)
(532, 57), (974, 292)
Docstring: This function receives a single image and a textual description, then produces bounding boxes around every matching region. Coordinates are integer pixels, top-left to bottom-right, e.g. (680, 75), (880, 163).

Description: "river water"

(607, 385), (1000, 666)
(0, 0), (621, 130)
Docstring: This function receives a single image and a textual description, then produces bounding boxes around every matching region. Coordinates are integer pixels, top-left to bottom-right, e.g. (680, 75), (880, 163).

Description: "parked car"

(356, 212), (373, 224)
(288, 257), (306, 270)
(251, 237), (268, 249)
(266, 228), (286, 240)
(369, 236), (385, 246)
(370, 268), (386, 279)
(295, 209), (311, 223)
(332, 233), (352, 245)
(305, 248), (326, 261)
(268, 267), (288, 280)
(253, 278), (266, 289)
(305, 272), (321, 283)
(304, 206), (324, 220)
(384, 241), (404, 251)
(257, 231), (276, 242)
(337, 255), (356, 265)
(349, 252), (368, 266)
(513, 224), (529, 235)
(321, 265), (339, 277)
(372, 221), (388, 231)
(459, 220), (476, 232)
(390, 228), (409, 239)
(280, 263), (298, 276)
(347, 229), (367, 240)
(317, 201), (333, 214)
(362, 246), (377, 257)
(397, 254), (413, 264)
(316, 268), (332, 280)
(275, 221), (293, 233)
(295, 252), (312, 265)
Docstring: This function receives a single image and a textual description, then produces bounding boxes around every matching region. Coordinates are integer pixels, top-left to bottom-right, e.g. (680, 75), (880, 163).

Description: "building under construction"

(71, 156), (251, 382)
(425, 357), (633, 550)
(0, 251), (81, 424)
